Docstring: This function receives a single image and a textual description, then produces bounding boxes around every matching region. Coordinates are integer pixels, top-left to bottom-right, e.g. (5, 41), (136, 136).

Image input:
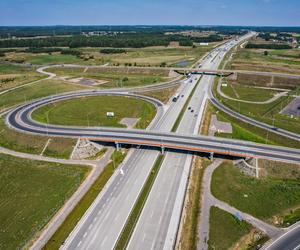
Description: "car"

(191, 109), (194, 113)
(188, 107), (191, 110)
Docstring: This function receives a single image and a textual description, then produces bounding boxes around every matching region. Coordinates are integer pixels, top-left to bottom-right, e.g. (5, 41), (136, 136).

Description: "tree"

(264, 51), (269, 56)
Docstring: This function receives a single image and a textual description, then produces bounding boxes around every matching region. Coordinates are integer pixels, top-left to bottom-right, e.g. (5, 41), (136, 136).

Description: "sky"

(0, 0), (300, 26)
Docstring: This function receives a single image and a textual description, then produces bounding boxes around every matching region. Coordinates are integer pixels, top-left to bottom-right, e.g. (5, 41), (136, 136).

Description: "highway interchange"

(3, 32), (300, 249)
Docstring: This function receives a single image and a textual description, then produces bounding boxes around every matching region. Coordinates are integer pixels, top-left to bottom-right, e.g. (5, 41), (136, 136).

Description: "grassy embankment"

(32, 95), (156, 129)
(178, 101), (213, 250)
(44, 150), (127, 249)
(0, 154), (89, 250)
(141, 85), (180, 104)
(208, 206), (253, 250)
(0, 64), (45, 92)
(211, 161), (300, 222)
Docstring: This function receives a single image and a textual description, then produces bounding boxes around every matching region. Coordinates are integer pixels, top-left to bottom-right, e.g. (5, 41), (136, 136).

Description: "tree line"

(246, 43), (292, 50)
(0, 33), (224, 49)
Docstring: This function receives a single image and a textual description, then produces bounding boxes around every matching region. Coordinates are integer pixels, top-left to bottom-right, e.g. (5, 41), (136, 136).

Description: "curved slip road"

(209, 83), (300, 142)
(6, 90), (300, 165)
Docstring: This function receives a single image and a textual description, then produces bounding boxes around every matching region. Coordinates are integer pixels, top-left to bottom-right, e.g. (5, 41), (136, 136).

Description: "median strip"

(114, 154), (164, 249)
(172, 76), (202, 132)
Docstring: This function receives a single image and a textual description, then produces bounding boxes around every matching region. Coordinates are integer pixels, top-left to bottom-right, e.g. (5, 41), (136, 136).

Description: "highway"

(56, 75), (199, 249)
(126, 33), (252, 250)
(263, 224), (300, 250)
(7, 32), (300, 249)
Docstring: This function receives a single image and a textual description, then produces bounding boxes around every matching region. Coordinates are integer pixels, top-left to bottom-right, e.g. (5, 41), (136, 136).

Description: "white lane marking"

(101, 236), (108, 247)
(83, 232), (87, 238)
(77, 241), (82, 247)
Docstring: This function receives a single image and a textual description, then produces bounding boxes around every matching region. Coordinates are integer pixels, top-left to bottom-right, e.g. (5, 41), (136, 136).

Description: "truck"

(172, 93), (180, 102)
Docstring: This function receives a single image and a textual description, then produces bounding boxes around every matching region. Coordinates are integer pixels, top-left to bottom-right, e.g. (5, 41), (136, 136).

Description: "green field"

(47, 67), (172, 88)
(77, 45), (214, 67)
(227, 44), (300, 74)
(0, 64), (44, 92)
(32, 95), (156, 129)
(45, 150), (126, 249)
(0, 118), (76, 158)
(2, 45), (214, 67)
(221, 81), (280, 102)
(208, 206), (253, 250)
(0, 79), (88, 112)
(207, 101), (300, 149)
(0, 154), (89, 250)
(3, 52), (87, 65)
(214, 80), (300, 135)
(211, 161), (300, 221)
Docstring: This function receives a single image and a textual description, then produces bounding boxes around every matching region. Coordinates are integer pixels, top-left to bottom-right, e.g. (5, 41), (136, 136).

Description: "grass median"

(115, 154), (164, 249)
(172, 77), (201, 132)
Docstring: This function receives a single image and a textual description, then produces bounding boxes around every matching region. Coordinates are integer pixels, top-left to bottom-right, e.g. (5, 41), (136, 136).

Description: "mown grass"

(47, 67), (171, 88)
(0, 79), (87, 112)
(42, 137), (77, 159)
(208, 206), (253, 250)
(211, 161), (300, 221)
(229, 46), (300, 74)
(221, 81), (280, 102)
(0, 118), (75, 158)
(78, 45), (215, 67)
(115, 154), (164, 249)
(0, 154), (89, 250)
(44, 150), (127, 250)
(32, 95), (156, 129)
(207, 101), (300, 149)
(0, 64), (45, 92)
(4, 52), (86, 65)
(213, 79), (300, 137)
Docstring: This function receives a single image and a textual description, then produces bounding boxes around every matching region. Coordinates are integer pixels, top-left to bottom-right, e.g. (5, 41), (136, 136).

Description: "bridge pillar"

(209, 152), (214, 161)
(161, 146), (165, 155)
(255, 158), (259, 178)
(115, 142), (121, 151)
